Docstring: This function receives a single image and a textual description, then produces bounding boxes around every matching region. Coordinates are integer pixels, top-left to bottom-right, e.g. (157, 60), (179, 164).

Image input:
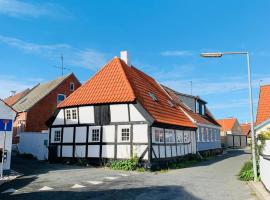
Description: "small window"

(66, 110), (71, 120)
(176, 131), (183, 143)
(72, 109), (77, 119)
(148, 92), (158, 101)
(57, 94), (66, 104)
(165, 130), (175, 143)
(121, 128), (130, 141)
(70, 82), (75, 91)
(154, 129), (164, 143)
(92, 129), (100, 142)
(202, 104), (205, 115)
(54, 130), (61, 142)
(196, 101), (200, 113)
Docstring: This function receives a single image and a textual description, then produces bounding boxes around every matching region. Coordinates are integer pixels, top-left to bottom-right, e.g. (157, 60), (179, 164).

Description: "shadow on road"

(1, 185), (202, 200)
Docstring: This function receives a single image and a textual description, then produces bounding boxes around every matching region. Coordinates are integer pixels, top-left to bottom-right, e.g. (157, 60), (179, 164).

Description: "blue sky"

(0, 0), (270, 123)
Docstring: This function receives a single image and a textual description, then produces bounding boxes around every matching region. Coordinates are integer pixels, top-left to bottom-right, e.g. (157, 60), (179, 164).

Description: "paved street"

(0, 149), (256, 200)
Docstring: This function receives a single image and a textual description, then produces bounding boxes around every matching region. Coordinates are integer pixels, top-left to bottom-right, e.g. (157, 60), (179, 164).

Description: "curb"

(247, 181), (270, 200)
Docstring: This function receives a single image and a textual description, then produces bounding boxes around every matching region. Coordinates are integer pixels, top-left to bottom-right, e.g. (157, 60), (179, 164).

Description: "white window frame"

(54, 130), (61, 142)
(91, 128), (100, 142)
(154, 128), (164, 143)
(196, 101), (200, 113)
(57, 94), (66, 104)
(65, 108), (78, 121)
(165, 129), (175, 143)
(70, 82), (75, 91)
(121, 128), (130, 142)
(183, 131), (190, 143)
(176, 130), (183, 143)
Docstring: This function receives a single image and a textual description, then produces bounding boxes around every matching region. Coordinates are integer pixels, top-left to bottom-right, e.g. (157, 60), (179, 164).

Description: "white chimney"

(120, 51), (130, 66)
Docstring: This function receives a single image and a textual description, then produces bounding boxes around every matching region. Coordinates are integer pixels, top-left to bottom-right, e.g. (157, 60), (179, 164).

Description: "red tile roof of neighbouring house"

(58, 57), (196, 128)
(256, 84), (270, 126)
(216, 118), (237, 132)
(241, 123), (251, 136)
(4, 89), (31, 107)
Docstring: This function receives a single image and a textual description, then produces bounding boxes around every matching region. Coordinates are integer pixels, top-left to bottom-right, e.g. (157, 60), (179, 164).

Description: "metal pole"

(0, 131), (6, 178)
(246, 53), (258, 180)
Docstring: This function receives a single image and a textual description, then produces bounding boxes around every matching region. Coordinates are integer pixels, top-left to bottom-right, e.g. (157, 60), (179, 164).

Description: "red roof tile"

(240, 123), (251, 136)
(58, 57), (196, 128)
(256, 85), (270, 126)
(216, 118), (237, 131)
(4, 89), (30, 106)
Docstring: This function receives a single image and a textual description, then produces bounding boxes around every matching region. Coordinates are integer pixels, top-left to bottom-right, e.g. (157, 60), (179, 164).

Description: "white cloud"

(0, 35), (106, 70)
(160, 50), (194, 57)
(0, 0), (68, 18)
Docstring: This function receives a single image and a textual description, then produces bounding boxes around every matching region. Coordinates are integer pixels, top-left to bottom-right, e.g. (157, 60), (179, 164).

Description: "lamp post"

(200, 51), (258, 181)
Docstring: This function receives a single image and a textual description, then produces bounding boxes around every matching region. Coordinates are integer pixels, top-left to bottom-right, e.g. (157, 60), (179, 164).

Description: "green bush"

(109, 157), (140, 171)
(238, 161), (254, 181)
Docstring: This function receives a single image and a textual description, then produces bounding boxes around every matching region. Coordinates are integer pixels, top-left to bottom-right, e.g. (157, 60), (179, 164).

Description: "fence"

(18, 132), (49, 160)
(260, 140), (270, 191)
(226, 134), (247, 148)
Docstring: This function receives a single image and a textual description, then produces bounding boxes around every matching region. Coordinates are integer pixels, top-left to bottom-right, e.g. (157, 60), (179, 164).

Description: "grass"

(238, 161), (255, 181)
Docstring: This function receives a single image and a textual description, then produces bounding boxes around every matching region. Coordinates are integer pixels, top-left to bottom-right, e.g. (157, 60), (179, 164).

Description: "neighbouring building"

(48, 52), (197, 168)
(4, 73), (81, 144)
(163, 86), (221, 153)
(217, 118), (246, 148)
(0, 99), (17, 174)
(255, 84), (270, 136)
(241, 122), (251, 145)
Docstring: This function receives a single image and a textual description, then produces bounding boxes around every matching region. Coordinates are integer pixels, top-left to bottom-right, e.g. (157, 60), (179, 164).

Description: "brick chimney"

(120, 51), (130, 66)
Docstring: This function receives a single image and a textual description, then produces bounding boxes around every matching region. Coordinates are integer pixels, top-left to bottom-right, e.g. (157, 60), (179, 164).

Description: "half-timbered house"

(48, 52), (197, 168)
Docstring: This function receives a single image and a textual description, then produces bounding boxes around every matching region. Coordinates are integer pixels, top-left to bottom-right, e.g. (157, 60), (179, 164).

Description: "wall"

(255, 122), (270, 136)
(0, 101), (16, 171)
(260, 140), (270, 191)
(196, 125), (221, 151)
(18, 132), (49, 160)
(177, 94), (196, 112)
(226, 134), (247, 148)
(12, 112), (27, 144)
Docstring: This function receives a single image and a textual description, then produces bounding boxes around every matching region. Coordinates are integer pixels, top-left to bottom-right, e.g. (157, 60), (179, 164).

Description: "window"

(154, 128), (164, 143)
(176, 131), (183, 143)
(57, 94), (66, 104)
(165, 129), (175, 143)
(148, 92), (158, 101)
(184, 131), (190, 143)
(70, 82), (75, 91)
(196, 101), (200, 113)
(121, 128), (130, 141)
(197, 128), (201, 142)
(92, 129), (100, 142)
(66, 110), (71, 120)
(72, 109), (77, 119)
(54, 130), (61, 142)
(202, 104), (205, 115)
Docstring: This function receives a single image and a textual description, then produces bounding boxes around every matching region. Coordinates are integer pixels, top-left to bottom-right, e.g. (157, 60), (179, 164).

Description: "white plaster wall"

(75, 145), (86, 157)
(75, 127), (87, 143)
(117, 145), (130, 159)
(63, 127), (74, 143)
(166, 146), (171, 157)
(133, 145), (147, 159)
(133, 124), (148, 143)
(110, 104), (129, 122)
(102, 125), (115, 142)
(50, 128), (61, 143)
(260, 156), (270, 191)
(52, 109), (64, 125)
(159, 146), (165, 158)
(152, 145), (159, 158)
(88, 126), (101, 142)
(79, 106), (95, 124)
(129, 104), (145, 121)
(117, 125), (131, 142)
(102, 145), (114, 158)
(62, 146), (73, 157)
(19, 132), (48, 160)
(0, 101), (16, 170)
(88, 145), (99, 157)
(177, 145), (182, 156)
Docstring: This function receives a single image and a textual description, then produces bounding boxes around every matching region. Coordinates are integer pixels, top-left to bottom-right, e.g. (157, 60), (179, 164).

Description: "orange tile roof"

(58, 57), (196, 128)
(4, 89), (30, 106)
(216, 118), (237, 131)
(256, 85), (270, 126)
(240, 123), (251, 136)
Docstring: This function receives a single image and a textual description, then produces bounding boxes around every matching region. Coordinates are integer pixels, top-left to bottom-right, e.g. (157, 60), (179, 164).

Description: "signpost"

(0, 119), (12, 179)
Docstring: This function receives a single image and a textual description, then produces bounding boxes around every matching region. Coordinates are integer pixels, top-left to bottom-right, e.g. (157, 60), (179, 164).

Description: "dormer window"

(149, 92), (158, 102)
(196, 100), (206, 115)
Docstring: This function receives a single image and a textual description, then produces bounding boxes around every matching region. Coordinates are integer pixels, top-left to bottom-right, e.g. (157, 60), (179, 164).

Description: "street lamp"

(200, 51), (258, 181)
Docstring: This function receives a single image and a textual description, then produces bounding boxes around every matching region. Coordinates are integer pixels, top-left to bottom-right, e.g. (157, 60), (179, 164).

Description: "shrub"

(109, 157), (140, 171)
(238, 161), (254, 181)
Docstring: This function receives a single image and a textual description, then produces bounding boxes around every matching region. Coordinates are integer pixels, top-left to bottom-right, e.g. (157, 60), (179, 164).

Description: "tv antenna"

(190, 80), (193, 95)
(54, 53), (71, 76)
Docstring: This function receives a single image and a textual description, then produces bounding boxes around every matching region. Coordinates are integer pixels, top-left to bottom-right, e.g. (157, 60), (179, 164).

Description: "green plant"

(109, 157), (140, 171)
(258, 128), (270, 154)
(238, 161), (254, 181)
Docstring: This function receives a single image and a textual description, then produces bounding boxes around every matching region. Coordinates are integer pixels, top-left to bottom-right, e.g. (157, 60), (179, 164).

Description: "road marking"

(104, 176), (119, 180)
(119, 173), (129, 177)
(71, 184), (86, 189)
(87, 181), (103, 185)
(39, 186), (53, 191)
(2, 188), (17, 194)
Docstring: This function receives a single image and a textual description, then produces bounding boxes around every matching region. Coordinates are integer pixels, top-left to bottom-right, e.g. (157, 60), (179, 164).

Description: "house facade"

(163, 86), (221, 152)
(255, 84), (270, 136)
(0, 100), (17, 174)
(48, 53), (197, 168)
(4, 73), (81, 144)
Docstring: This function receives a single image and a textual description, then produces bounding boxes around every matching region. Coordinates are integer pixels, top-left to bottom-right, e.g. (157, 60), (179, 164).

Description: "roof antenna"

(190, 80), (193, 95)
(53, 53), (71, 76)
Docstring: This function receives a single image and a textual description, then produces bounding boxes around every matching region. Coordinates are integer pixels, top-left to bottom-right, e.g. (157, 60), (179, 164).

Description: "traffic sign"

(0, 119), (12, 132)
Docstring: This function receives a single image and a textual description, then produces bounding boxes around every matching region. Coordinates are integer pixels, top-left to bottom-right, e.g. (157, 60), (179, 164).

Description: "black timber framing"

(72, 127), (76, 158)
(114, 125), (117, 159)
(60, 127), (64, 157)
(130, 124), (133, 157)
(85, 126), (89, 158)
(77, 107), (80, 124)
(99, 126), (103, 161)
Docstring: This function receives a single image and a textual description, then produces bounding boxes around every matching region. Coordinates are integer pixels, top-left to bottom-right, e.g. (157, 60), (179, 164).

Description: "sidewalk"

(0, 170), (22, 186)
(248, 181), (270, 200)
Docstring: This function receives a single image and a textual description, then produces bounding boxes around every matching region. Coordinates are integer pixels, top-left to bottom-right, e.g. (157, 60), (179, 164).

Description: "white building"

(0, 99), (17, 174)
(48, 52), (197, 168)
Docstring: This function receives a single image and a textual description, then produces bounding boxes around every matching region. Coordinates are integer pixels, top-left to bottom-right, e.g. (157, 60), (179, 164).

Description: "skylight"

(148, 92), (158, 101)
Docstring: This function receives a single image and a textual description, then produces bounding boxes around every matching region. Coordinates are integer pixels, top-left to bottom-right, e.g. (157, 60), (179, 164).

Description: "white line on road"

(119, 173), (129, 177)
(87, 181), (103, 185)
(104, 176), (119, 180)
(71, 184), (86, 189)
(2, 188), (17, 194)
(39, 186), (53, 191)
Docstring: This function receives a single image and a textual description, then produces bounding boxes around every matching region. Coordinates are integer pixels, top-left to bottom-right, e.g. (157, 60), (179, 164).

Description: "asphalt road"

(0, 149), (256, 200)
